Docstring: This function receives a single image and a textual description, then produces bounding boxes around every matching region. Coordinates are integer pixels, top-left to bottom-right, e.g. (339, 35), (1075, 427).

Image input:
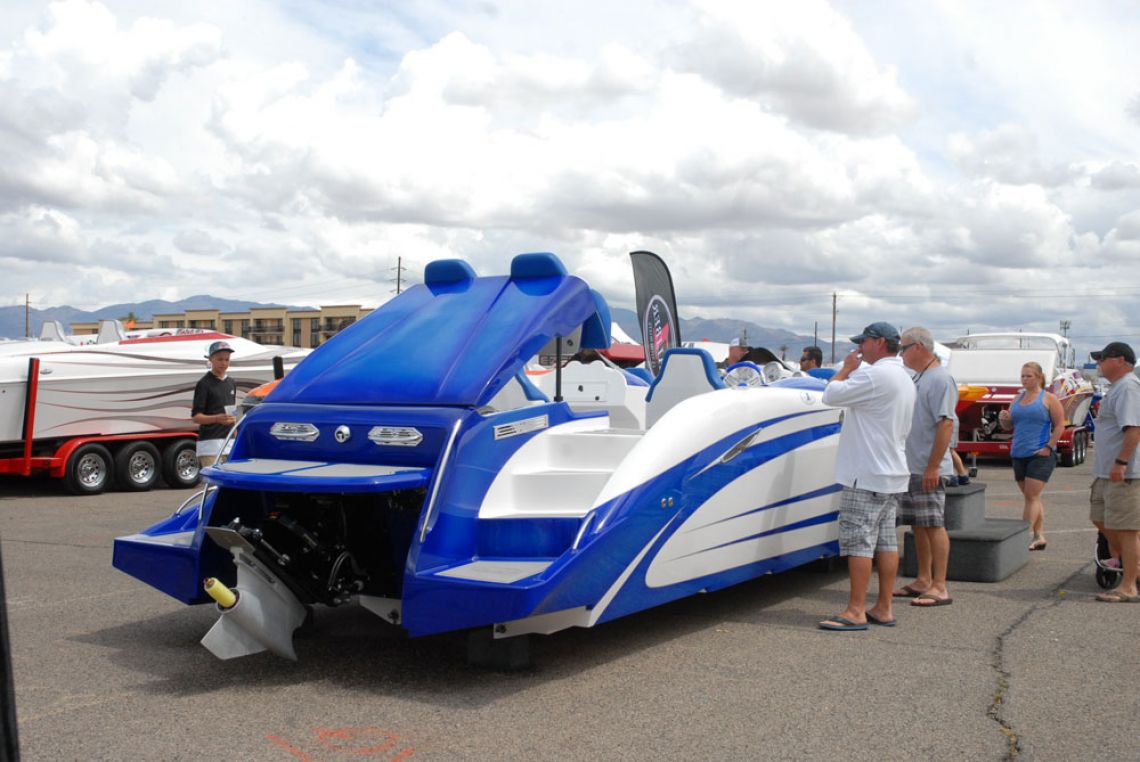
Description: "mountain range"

(0, 296), (308, 341)
(1, 298), (848, 359)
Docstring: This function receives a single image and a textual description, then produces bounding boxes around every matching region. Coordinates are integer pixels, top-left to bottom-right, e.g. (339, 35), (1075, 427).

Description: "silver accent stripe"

(493, 414), (549, 440)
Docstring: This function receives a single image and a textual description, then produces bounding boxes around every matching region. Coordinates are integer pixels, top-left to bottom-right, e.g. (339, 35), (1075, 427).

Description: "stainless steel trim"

(419, 418), (464, 542)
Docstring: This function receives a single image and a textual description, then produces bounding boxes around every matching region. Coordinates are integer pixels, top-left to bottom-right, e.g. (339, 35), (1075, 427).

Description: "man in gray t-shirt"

(894, 327), (958, 607)
(1088, 341), (1140, 602)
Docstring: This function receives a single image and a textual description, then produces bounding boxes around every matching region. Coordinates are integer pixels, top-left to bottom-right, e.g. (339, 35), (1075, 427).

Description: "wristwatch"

(1115, 458), (1129, 466)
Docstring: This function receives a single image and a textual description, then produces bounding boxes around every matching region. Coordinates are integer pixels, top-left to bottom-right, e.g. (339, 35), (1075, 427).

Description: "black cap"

(1091, 341), (1136, 365)
(849, 321), (900, 343)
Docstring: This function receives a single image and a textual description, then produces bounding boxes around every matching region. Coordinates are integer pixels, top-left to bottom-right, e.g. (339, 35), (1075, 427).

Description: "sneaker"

(957, 475), (971, 485)
(968, 467), (978, 477)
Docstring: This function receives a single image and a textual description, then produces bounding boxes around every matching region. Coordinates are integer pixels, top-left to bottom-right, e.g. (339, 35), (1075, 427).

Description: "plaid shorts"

(897, 474), (946, 528)
(838, 486), (899, 558)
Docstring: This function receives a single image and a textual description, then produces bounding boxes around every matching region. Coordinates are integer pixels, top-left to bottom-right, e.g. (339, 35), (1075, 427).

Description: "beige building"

(71, 304), (374, 349)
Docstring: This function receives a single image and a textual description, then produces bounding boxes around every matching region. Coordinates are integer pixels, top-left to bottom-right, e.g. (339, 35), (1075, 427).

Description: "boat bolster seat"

(645, 348), (724, 428)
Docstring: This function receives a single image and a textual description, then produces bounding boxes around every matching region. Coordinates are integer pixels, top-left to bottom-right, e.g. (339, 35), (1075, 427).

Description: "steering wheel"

(724, 361), (765, 388)
(762, 361), (793, 385)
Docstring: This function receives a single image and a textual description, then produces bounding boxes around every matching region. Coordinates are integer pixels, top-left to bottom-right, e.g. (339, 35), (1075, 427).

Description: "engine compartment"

(207, 487), (425, 605)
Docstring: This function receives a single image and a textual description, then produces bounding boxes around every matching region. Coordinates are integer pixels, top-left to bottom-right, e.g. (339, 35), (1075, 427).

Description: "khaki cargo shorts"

(1089, 477), (1140, 531)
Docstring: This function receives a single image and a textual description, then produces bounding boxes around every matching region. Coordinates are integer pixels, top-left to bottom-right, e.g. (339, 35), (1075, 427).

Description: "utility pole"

(830, 292), (837, 363)
(813, 321), (818, 347)
(390, 256), (406, 295)
(24, 294), (29, 338)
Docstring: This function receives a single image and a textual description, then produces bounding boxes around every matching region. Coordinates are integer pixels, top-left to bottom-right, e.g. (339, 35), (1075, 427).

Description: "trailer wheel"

(114, 442), (161, 491)
(161, 439), (200, 489)
(63, 444), (113, 495)
(1078, 431), (1089, 465)
(1058, 441), (1075, 467)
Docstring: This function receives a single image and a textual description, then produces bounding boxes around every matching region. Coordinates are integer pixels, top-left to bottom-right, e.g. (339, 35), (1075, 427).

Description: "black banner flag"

(630, 251), (681, 376)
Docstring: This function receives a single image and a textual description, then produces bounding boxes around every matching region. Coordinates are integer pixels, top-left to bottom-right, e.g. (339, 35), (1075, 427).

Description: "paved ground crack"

(988, 563), (1093, 760)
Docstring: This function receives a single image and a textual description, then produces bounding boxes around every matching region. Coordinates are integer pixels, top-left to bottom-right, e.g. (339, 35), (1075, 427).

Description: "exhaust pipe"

(200, 527), (307, 661)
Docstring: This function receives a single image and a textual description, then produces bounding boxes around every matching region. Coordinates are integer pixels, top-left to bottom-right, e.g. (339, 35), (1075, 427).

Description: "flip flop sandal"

(1095, 590), (1140, 603)
(892, 584), (926, 598)
(911, 593), (953, 607)
(865, 612), (897, 627)
(818, 616), (869, 631)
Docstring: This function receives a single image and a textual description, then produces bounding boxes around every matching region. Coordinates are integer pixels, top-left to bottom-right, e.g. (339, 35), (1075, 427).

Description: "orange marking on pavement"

(266, 734), (314, 761)
(315, 726), (398, 755)
(268, 726), (415, 758)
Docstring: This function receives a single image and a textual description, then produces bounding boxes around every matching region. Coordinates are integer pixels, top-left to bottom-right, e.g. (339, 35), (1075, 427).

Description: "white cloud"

(670, 0), (914, 135)
(951, 182), (1077, 267)
(0, 205), (84, 263)
(1112, 209), (1140, 242)
(948, 124), (1077, 187)
(1, 0), (1139, 355)
(1091, 161), (1140, 191)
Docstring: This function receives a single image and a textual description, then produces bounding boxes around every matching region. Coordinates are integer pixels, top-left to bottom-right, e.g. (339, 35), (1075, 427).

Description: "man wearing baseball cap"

(191, 341), (237, 468)
(1088, 341), (1140, 602)
(817, 321), (915, 630)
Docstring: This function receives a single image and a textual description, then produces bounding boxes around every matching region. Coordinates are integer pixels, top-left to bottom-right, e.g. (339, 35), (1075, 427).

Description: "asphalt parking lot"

(1, 454), (1136, 761)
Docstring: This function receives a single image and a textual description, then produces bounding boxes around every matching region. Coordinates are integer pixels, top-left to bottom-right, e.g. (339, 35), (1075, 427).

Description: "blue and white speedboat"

(113, 252), (842, 662)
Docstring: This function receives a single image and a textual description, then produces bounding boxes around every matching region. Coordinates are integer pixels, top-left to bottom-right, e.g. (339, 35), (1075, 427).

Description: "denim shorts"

(1012, 454), (1055, 483)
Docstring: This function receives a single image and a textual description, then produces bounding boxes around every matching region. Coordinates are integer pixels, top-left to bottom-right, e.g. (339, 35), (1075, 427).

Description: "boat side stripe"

(692, 482), (843, 531)
(667, 511), (840, 562)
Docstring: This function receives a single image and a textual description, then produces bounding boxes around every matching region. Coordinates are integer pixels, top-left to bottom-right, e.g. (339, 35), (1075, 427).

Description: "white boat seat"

(644, 348), (724, 428)
(533, 361), (646, 429)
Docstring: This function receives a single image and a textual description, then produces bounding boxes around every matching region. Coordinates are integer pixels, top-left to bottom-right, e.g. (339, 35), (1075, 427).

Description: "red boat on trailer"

(948, 332), (1094, 466)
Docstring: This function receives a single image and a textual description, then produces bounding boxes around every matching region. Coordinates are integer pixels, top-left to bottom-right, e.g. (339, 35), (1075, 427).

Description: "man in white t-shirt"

(818, 322), (915, 631)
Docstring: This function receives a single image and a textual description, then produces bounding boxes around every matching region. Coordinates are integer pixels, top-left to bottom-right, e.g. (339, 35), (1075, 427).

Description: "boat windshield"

(955, 335), (1064, 352)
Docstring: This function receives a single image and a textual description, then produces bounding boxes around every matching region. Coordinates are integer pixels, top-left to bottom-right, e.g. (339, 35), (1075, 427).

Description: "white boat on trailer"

(0, 324), (310, 493)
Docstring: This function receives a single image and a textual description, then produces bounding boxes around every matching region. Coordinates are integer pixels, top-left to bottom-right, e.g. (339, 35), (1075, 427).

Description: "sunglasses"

(899, 343), (917, 353)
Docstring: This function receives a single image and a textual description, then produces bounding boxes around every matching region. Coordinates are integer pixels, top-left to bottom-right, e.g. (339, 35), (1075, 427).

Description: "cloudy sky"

(2, 0), (1139, 355)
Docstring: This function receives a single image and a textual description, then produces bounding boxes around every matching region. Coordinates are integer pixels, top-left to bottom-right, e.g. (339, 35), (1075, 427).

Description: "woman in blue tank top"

(998, 362), (1066, 551)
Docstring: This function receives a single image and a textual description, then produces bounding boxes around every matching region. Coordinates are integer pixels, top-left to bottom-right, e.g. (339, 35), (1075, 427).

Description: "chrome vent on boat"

(368, 426), (423, 447)
(269, 422), (320, 442)
(493, 415), (549, 440)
